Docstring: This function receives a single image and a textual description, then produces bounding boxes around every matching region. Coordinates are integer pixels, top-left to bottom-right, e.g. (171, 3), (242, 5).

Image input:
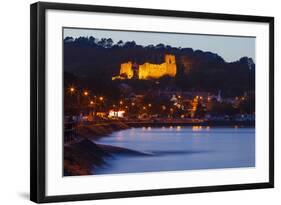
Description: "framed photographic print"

(30, 2), (274, 203)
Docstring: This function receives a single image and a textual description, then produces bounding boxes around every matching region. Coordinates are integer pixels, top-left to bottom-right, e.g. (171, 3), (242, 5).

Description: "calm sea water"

(94, 126), (255, 175)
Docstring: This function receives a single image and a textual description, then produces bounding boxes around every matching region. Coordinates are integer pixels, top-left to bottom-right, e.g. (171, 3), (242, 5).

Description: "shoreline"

(74, 120), (254, 140)
(125, 121), (255, 127)
(64, 139), (151, 176)
(75, 121), (130, 140)
(64, 121), (140, 176)
(64, 120), (255, 176)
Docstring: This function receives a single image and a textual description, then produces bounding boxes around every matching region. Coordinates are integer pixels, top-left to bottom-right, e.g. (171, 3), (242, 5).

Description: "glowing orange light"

(148, 104), (152, 107)
(119, 101), (123, 105)
(83, 91), (89, 96)
(131, 102), (135, 106)
(99, 96), (104, 101)
(69, 87), (75, 92)
(192, 125), (202, 131)
(90, 101), (94, 105)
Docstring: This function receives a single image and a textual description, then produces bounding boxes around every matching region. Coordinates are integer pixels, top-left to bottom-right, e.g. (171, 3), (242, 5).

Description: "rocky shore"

(64, 139), (110, 176)
(76, 121), (129, 140)
(64, 121), (144, 176)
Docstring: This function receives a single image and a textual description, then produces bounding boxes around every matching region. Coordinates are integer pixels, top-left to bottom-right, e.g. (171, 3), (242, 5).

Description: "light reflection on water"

(94, 126), (255, 175)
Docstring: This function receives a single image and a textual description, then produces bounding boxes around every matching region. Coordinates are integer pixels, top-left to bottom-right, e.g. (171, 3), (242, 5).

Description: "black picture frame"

(30, 2), (274, 203)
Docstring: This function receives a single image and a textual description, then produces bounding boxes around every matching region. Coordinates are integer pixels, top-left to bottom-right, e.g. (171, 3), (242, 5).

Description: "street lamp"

(83, 91), (89, 96)
(69, 87), (75, 93)
(99, 96), (104, 101)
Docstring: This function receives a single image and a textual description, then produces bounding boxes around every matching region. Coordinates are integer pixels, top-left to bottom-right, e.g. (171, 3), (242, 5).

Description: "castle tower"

(120, 61), (134, 79)
(165, 54), (176, 64)
(164, 54), (177, 77)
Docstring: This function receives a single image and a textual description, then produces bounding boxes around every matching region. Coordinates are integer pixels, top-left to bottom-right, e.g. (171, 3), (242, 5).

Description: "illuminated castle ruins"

(112, 54), (177, 80)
